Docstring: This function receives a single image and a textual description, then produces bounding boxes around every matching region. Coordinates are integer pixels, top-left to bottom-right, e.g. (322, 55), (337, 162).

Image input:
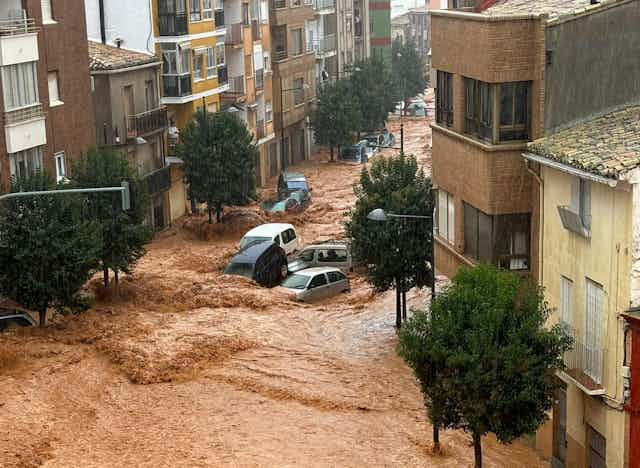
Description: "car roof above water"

(294, 266), (343, 276)
(282, 172), (306, 181)
(232, 240), (278, 262)
(244, 223), (294, 237)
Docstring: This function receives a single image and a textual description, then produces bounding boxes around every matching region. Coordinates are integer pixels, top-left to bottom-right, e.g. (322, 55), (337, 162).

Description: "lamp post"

(396, 52), (405, 154)
(367, 207), (435, 328)
(279, 75), (310, 171)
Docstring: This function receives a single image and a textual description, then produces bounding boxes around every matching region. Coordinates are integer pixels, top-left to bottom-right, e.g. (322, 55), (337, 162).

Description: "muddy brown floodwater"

(0, 91), (545, 467)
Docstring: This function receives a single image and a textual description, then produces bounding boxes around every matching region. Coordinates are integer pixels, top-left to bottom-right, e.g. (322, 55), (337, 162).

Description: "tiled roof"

(527, 106), (640, 179)
(88, 41), (158, 71)
(483, 0), (618, 21)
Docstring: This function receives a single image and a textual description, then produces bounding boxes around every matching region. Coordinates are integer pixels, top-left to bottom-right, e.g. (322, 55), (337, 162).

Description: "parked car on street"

(340, 141), (369, 164)
(224, 241), (288, 287)
(288, 242), (352, 273)
(261, 190), (307, 214)
(381, 129), (395, 148)
(239, 223), (299, 255)
(280, 267), (350, 302)
(0, 308), (35, 332)
(363, 134), (384, 154)
(278, 172), (311, 202)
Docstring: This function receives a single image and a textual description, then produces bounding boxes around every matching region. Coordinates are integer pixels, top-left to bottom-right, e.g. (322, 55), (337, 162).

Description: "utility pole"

(280, 74), (286, 172)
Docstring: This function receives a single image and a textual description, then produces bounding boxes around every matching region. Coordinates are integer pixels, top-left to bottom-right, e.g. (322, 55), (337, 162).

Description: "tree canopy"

(0, 172), (102, 326)
(177, 110), (258, 223)
(72, 147), (152, 287)
(345, 153), (434, 325)
(391, 37), (427, 102)
(398, 264), (573, 468)
(310, 79), (361, 160)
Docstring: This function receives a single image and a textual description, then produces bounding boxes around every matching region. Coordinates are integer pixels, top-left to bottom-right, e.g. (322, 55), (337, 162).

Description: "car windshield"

(287, 181), (308, 190)
(342, 146), (359, 158)
(240, 236), (271, 250)
(281, 274), (309, 290)
(224, 262), (254, 278)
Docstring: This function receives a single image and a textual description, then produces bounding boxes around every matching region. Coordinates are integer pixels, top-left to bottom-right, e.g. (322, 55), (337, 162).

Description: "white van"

(239, 223), (299, 255)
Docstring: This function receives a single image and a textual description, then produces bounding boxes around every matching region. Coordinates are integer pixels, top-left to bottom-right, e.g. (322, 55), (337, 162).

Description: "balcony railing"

(251, 20), (262, 40)
(310, 34), (336, 57)
(145, 165), (172, 195)
(560, 323), (605, 394)
(256, 119), (265, 140)
(226, 23), (243, 45)
(214, 9), (225, 28)
(227, 76), (245, 94)
(163, 74), (192, 97)
(126, 107), (168, 139)
(274, 47), (288, 61)
(0, 11), (37, 36)
(158, 13), (188, 36)
(274, 0), (287, 8)
(4, 103), (44, 125)
(217, 66), (228, 85)
(313, 0), (335, 10)
(255, 69), (264, 90)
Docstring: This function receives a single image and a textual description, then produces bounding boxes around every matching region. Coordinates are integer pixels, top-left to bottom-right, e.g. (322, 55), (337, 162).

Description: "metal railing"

(251, 20), (262, 40)
(313, 0), (335, 10)
(274, 47), (288, 61)
(274, 0), (287, 8)
(225, 23), (243, 45)
(158, 13), (188, 36)
(227, 76), (245, 94)
(561, 323), (605, 388)
(255, 69), (264, 90)
(162, 74), (192, 97)
(4, 103), (44, 125)
(217, 66), (228, 85)
(256, 119), (265, 139)
(310, 34), (336, 56)
(145, 165), (172, 195)
(0, 11), (37, 36)
(126, 107), (168, 139)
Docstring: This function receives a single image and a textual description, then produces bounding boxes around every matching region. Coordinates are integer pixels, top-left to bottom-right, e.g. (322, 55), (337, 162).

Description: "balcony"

(226, 76), (245, 94)
(225, 23), (243, 46)
(310, 34), (336, 58)
(4, 104), (46, 154)
(158, 13), (188, 36)
(163, 74), (192, 98)
(126, 107), (168, 139)
(145, 165), (172, 195)
(217, 66), (228, 85)
(274, 0), (287, 8)
(251, 20), (262, 40)
(255, 69), (264, 91)
(560, 323), (606, 396)
(256, 119), (265, 140)
(0, 12), (38, 66)
(313, 0), (335, 11)
(273, 47), (288, 62)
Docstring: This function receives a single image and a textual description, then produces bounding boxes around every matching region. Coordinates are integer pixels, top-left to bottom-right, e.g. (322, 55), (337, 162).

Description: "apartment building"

(431, 0), (640, 466)
(391, 6), (429, 58)
(221, 0), (277, 185)
(353, 0), (370, 61)
(369, 0), (391, 61)
(269, 0), (316, 166)
(0, 0), (95, 191)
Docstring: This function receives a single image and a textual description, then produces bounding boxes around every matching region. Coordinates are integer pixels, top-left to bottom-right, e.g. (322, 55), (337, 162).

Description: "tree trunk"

(103, 267), (109, 288)
(433, 425), (440, 453)
(114, 269), (120, 298)
(395, 278), (402, 329)
(402, 290), (407, 321)
(473, 431), (482, 468)
(38, 308), (46, 328)
(208, 206), (213, 224)
(216, 204), (222, 223)
(330, 146), (334, 162)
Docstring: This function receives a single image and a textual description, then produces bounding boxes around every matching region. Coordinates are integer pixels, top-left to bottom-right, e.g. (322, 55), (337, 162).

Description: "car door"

(282, 228), (298, 254)
(305, 273), (329, 301)
(326, 270), (349, 295)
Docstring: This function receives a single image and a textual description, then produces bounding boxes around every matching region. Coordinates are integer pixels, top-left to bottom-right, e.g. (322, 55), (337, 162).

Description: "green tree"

(347, 56), (397, 135)
(0, 172), (102, 326)
(392, 37), (427, 103)
(398, 265), (572, 468)
(310, 79), (361, 161)
(345, 153), (434, 327)
(73, 147), (152, 288)
(177, 110), (257, 223)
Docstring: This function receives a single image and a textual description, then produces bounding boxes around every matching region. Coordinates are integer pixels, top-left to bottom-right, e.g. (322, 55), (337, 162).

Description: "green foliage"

(0, 172), (102, 326)
(177, 110), (258, 223)
(72, 147), (152, 283)
(392, 37), (427, 101)
(347, 56), (397, 133)
(310, 79), (361, 158)
(398, 264), (573, 466)
(345, 153), (434, 292)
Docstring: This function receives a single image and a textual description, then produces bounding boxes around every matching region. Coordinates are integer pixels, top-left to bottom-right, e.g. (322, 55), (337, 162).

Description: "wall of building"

(544, 0), (640, 134)
(540, 166), (632, 467)
(85, 0), (155, 54)
(369, 0), (391, 61)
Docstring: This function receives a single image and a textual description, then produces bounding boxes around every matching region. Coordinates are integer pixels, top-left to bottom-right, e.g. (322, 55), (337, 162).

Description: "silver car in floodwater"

(280, 267), (350, 302)
(287, 242), (352, 274)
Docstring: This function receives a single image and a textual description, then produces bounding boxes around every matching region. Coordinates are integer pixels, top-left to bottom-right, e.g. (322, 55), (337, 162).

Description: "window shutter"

(447, 195), (455, 243)
(581, 180), (591, 230)
(41, 0), (53, 22)
(570, 177), (580, 213)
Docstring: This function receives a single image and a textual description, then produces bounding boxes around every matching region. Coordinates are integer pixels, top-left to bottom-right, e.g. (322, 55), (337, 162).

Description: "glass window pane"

(464, 203), (478, 259)
(500, 83), (514, 126)
(515, 82), (528, 125)
(478, 210), (492, 263)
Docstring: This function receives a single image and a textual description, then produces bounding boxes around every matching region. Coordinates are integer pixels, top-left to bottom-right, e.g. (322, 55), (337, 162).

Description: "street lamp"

(367, 207), (436, 328)
(279, 75), (310, 171)
(396, 52), (405, 154)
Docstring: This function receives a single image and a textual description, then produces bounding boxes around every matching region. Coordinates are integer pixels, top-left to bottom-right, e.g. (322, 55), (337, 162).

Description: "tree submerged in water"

(398, 264), (572, 468)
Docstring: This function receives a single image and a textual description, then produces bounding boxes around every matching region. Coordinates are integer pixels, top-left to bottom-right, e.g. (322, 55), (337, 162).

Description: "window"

(327, 271), (346, 283)
(572, 178), (591, 230)
(145, 80), (157, 110)
(463, 202), (530, 270)
(203, 0), (213, 19)
(560, 276), (573, 326)
(47, 71), (62, 106)
(41, 0), (54, 22)
(265, 100), (273, 122)
(464, 78), (531, 144)
(291, 28), (304, 56)
(54, 152), (66, 182)
(263, 53), (270, 72)
(436, 71), (453, 127)
(437, 189), (455, 244)
(250, 0), (260, 21)
(9, 147), (43, 179)
(242, 3), (250, 25)
(215, 43), (225, 66)
(292, 0), (302, 6)
(193, 50), (204, 80)
(299, 249), (314, 262)
(308, 274), (327, 289)
(318, 249), (347, 263)
(585, 278), (604, 384)
(190, 0), (202, 21)
(2, 62), (39, 111)
(293, 78), (304, 105)
(206, 47), (216, 77)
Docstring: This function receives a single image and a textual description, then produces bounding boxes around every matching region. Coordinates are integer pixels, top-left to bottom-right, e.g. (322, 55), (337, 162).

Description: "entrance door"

(552, 386), (567, 468)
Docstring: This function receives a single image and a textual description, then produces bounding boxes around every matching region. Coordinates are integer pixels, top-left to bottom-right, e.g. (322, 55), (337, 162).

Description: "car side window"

(318, 249), (343, 262)
(327, 271), (345, 283)
(308, 274), (327, 289)
(273, 235), (281, 245)
(299, 249), (314, 262)
(287, 229), (296, 241)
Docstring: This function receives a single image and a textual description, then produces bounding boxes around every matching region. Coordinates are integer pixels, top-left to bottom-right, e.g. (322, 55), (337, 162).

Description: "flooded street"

(0, 92), (545, 467)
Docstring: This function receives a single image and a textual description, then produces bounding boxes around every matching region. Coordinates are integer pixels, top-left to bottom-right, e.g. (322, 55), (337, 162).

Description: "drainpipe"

(99, 0), (106, 44)
(525, 159), (543, 285)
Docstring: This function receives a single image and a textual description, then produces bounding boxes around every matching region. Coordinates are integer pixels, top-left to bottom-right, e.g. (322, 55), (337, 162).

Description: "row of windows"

(436, 70), (531, 144)
(1, 62), (61, 111)
(8, 147), (66, 183)
(192, 44), (226, 81)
